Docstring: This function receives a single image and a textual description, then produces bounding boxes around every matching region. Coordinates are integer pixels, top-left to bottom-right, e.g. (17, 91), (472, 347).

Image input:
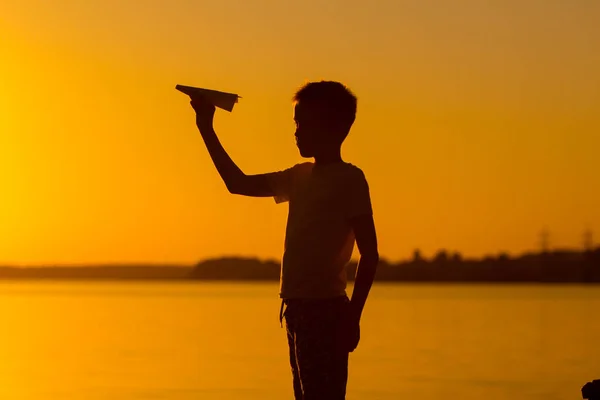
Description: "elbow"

(372, 254), (380, 266)
(361, 252), (379, 266)
(224, 175), (247, 195)
(226, 182), (242, 195)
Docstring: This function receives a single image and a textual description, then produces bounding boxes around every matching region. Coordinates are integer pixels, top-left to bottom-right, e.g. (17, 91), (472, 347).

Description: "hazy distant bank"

(1, 248), (599, 283)
(0, 265), (192, 280)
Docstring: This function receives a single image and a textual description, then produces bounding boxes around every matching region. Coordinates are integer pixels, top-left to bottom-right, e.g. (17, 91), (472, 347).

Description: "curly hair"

(293, 81), (357, 137)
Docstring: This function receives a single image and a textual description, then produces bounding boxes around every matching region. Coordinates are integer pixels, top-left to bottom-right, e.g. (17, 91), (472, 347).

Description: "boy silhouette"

(190, 80), (379, 399)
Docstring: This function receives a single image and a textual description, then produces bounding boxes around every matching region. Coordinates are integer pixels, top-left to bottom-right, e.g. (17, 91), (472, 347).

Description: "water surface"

(1, 282), (598, 399)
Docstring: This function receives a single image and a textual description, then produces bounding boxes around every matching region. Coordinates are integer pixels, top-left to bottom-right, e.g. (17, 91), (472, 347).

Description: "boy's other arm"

(349, 213), (379, 321)
(191, 98), (275, 197)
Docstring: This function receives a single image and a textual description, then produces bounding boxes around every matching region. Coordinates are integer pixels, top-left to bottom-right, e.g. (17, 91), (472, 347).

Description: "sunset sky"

(1, 0), (599, 265)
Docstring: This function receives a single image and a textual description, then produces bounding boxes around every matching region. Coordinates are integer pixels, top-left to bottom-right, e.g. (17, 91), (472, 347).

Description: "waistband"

(278, 295), (348, 327)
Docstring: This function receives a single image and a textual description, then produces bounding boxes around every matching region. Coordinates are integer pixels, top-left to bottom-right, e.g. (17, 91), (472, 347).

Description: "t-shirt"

(266, 161), (373, 299)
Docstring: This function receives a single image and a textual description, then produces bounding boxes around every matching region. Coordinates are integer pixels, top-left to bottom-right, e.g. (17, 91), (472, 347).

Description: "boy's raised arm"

(191, 97), (275, 197)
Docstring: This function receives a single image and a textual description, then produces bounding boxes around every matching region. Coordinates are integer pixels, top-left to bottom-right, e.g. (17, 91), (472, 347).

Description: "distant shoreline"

(1, 248), (599, 283)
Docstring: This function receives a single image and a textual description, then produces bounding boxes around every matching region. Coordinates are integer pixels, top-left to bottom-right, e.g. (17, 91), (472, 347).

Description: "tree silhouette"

(433, 250), (448, 264)
(412, 249), (424, 263)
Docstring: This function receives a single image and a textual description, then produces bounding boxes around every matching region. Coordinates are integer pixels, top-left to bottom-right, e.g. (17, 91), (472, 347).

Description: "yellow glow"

(1, 1), (599, 265)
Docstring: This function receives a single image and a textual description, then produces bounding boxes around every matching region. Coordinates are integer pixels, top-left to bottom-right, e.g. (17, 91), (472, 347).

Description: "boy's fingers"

(190, 94), (210, 104)
(190, 98), (204, 107)
(190, 97), (215, 112)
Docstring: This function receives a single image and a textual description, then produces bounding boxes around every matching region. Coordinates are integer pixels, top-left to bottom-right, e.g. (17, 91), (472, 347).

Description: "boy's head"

(292, 81), (357, 158)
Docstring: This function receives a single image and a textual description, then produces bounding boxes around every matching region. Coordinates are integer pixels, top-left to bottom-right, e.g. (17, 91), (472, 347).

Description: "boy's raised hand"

(190, 96), (216, 134)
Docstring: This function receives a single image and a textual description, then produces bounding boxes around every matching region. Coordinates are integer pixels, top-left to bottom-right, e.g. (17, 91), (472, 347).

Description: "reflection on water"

(1, 282), (599, 400)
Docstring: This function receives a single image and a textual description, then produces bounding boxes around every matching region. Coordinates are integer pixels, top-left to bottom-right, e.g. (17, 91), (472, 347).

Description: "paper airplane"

(175, 85), (240, 112)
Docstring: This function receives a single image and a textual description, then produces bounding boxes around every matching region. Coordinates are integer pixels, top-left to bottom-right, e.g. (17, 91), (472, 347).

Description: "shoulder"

(338, 163), (373, 216)
(340, 163), (369, 184)
(288, 162), (314, 179)
(325, 163), (370, 198)
(273, 162), (313, 178)
(294, 162), (314, 172)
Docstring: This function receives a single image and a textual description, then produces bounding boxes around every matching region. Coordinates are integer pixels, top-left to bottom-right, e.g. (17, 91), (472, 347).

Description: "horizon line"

(2, 245), (598, 269)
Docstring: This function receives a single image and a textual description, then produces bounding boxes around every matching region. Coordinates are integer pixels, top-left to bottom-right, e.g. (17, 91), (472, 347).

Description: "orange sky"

(1, 0), (599, 265)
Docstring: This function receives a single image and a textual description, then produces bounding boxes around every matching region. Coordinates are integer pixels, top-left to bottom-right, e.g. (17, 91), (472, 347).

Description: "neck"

(314, 151), (343, 165)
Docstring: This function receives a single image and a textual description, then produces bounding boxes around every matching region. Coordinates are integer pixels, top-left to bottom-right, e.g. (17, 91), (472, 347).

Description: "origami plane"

(176, 85), (240, 112)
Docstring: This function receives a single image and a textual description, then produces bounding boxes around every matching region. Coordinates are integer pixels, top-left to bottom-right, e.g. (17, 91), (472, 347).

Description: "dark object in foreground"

(582, 380), (600, 400)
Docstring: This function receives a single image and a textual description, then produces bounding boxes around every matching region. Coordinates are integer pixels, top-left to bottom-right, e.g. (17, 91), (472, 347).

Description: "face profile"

(293, 100), (348, 159)
(293, 102), (321, 158)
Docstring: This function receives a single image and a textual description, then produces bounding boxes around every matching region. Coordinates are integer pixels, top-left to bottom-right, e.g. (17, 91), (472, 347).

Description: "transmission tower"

(583, 228), (593, 252)
(539, 228), (550, 253)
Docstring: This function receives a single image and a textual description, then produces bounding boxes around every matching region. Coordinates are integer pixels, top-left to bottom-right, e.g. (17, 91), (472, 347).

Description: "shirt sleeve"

(344, 169), (373, 220)
(264, 165), (296, 204)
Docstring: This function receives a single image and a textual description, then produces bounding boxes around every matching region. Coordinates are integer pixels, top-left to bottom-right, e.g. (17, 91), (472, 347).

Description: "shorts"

(280, 295), (350, 400)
